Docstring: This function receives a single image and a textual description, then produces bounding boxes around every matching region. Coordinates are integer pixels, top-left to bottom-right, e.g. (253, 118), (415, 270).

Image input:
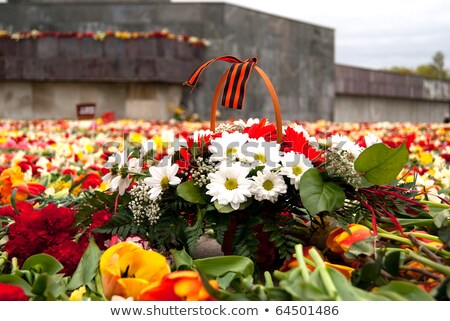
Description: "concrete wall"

(0, 82), (182, 120)
(334, 96), (449, 122)
(0, 2), (335, 122)
(335, 65), (450, 122)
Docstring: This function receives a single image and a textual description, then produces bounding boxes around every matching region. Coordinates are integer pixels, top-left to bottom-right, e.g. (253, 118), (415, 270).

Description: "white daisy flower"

(250, 169), (287, 203)
(330, 134), (363, 158)
(280, 151), (313, 189)
(241, 137), (281, 168)
(364, 133), (382, 147)
(144, 158), (181, 200)
(103, 151), (140, 195)
(206, 162), (252, 210)
(208, 131), (249, 162)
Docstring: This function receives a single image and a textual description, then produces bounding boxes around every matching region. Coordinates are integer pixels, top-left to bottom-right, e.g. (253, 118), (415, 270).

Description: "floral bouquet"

(0, 57), (449, 301)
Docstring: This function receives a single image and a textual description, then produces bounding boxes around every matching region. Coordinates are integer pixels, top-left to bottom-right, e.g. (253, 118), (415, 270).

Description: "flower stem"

(0, 252), (8, 271)
(264, 271), (274, 288)
(406, 250), (450, 276)
(407, 232), (441, 242)
(309, 247), (341, 301)
(294, 244), (310, 283)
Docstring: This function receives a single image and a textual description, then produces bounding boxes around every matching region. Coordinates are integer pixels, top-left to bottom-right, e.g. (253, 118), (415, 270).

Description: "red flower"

(5, 204), (83, 275)
(283, 126), (322, 161)
(78, 172), (102, 189)
(243, 118), (277, 141)
(88, 210), (112, 249)
(0, 283), (28, 301)
(45, 240), (88, 275)
(138, 271), (218, 301)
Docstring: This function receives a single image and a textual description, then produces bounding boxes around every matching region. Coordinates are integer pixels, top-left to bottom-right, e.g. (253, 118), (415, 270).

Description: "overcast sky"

(173, 0), (450, 70)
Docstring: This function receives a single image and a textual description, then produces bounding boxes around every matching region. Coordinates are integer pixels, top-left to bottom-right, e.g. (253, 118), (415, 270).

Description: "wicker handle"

(209, 66), (283, 143)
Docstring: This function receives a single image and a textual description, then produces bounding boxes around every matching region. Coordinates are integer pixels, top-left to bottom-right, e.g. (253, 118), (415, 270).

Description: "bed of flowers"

(0, 118), (449, 301)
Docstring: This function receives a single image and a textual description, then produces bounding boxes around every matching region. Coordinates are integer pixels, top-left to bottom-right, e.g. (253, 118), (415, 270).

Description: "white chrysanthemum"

(234, 118), (260, 128)
(250, 169), (287, 202)
(144, 158), (181, 200)
(191, 129), (213, 143)
(206, 162), (252, 210)
(241, 137), (281, 168)
(364, 133), (382, 147)
(280, 151), (313, 189)
(208, 131), (249, 162)
(109, 157), (141, 195)
(103, 152), (141, 195)
(330, 134), (363, 158)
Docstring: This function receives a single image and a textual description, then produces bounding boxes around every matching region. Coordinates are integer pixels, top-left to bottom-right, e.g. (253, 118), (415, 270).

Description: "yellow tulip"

(100, 242), (170, 300)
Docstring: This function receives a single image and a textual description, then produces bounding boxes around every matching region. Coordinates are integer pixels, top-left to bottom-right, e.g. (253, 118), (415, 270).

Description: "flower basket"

(88, 55), (435, 269)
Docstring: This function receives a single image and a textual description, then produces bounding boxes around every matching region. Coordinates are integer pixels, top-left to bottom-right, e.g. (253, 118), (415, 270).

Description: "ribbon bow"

(184, 56), (258, 110)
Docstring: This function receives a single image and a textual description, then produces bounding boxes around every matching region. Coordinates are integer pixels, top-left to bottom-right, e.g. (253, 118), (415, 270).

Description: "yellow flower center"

(226, 147), (238, 156)
(262, 180), (274, 191)
(254, 153), (266, 163)
(225, 178), (238, 190)
(160, 176), (169, 188)
(292, 165), (303, 176)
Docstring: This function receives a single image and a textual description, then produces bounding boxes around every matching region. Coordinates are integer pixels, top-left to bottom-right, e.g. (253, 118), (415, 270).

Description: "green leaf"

(67, 239), (102, 290)
(10, 188), (20, 214)
(22, 254), (64, 275)
(354, 143), (409, 185)
(31, 273), (49, 296)
(433, 210), (450, 228)
(383, 251), (402, 277)
(375, 281), (434, 301)
(214, 201), (234, 213)
(217, 272), (237, 289)
(171, 248), (194, 271)
(326, 268), (389, 301)
(194, 256), (254, 278)
(176, 180), (207, 204)
(299, 169), (345, 216)
(0, 274), (33, 296)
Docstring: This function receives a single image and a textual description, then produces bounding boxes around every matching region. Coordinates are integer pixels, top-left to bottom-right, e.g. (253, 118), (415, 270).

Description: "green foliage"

(299, 168), (346, 216)
(354, 143), (408, 185)
(92, 210), (141, 239)
(385, 51), (449, 80)
(67, 239), (102, 291)
(375, 281), (434, 300)
(0, 254), (69, 300)
(176, 180), (207, 204)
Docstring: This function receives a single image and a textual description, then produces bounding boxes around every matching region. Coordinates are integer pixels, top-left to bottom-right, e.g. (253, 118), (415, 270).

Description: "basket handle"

(210, 66), (283, 143)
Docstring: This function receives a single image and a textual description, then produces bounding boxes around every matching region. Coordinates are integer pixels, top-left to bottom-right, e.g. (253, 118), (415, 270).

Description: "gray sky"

(174, 0), (450, 70)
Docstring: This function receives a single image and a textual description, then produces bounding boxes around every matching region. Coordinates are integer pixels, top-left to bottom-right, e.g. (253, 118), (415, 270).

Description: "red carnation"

(45, 240), (88, 275)
(0, 283), (28, 301)
(5, 204), (82, 274)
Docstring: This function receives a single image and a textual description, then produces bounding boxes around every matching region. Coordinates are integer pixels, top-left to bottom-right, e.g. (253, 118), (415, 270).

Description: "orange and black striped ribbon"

(184, 56), (258, 110)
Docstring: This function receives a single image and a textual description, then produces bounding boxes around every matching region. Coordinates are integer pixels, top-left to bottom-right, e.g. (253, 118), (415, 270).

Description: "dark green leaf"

(375, 281), (434, 301)
(299, 169), (345, 216)
(67, 239), (102, 290)
(176, 180), (207, 204)
(354, 143), (409, 185)
(383, 251), (402, 276)
(22, 254), (64, 275)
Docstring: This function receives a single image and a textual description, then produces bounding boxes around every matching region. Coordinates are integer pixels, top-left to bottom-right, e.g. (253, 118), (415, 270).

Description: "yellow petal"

(118, 278), (150, 300)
